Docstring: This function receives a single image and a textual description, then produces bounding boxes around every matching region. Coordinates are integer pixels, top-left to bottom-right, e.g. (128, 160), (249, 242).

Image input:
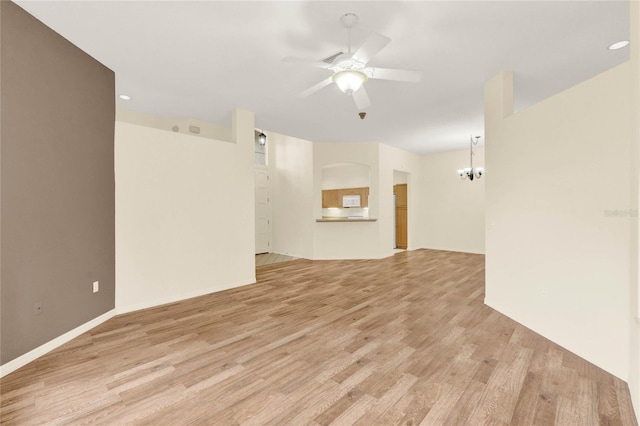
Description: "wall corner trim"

(0, 309), (116, 378)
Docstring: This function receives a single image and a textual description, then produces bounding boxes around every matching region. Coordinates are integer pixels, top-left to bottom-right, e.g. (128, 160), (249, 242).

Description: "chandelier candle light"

(457, 136), (484, 181)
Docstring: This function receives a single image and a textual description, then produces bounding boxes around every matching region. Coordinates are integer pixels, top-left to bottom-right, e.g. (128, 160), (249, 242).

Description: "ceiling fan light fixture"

(332, 70), (368, 94)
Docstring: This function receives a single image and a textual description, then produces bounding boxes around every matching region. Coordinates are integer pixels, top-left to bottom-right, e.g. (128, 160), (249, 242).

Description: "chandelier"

(457, 136), (484, 181)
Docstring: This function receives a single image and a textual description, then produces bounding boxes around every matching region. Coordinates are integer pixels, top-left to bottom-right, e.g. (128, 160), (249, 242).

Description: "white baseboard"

(116, 279), (256, 315)
(0, 309), (116, 378)
(0, 279), (259, 378)
(420, 245), (485, 255)
(484, 297), (628, 382)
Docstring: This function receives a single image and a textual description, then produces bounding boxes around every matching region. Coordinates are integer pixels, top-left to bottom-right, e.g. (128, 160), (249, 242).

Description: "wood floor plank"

(354, 373), (418, 425)
(418, 383), (464, 425)
(468, 344), (531, 423)
(255, 252), (297, 266)
(326, 393), (377, 425)
(0, 249), (637, 425)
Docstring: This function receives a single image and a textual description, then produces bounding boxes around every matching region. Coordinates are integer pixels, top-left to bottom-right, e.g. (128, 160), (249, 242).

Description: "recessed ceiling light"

(118, 94), (132, 100)
(608, 40), (630, 50)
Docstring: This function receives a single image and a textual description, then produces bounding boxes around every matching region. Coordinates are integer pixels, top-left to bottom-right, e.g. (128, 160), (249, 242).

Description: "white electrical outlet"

(93, 281), (99, 293)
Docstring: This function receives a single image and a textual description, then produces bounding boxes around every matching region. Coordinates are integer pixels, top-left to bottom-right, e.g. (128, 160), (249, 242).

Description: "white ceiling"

(15, 1), (630, 153)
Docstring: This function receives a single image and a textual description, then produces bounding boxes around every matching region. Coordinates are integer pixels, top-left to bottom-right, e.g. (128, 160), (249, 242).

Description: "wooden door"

(394, 184), (408, 249)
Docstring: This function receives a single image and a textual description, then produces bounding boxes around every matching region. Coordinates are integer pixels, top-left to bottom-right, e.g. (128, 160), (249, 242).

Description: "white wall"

(116, 108), (233, 142)
(115, 109), (256, 313)
(322, 164), (371, 189)
(485, 63), (632, 380)
(268, 131), (314, 259)
(393, 170), (408, 185)
(420, 149), (485, 254)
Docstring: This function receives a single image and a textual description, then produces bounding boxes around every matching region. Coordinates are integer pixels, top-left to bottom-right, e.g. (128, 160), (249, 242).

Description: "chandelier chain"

(457, 135), (484, 181)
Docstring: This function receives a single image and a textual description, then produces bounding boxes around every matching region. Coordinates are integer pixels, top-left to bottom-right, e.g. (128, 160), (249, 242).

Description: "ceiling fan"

(283, 13), (423, 111)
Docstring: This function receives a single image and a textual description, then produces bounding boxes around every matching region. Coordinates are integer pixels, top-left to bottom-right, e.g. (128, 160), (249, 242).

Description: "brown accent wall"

(1, 1), (115, 364)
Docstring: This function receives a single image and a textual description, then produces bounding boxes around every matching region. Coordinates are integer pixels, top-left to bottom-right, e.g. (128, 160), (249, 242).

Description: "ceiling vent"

(322, 51), (344, 65)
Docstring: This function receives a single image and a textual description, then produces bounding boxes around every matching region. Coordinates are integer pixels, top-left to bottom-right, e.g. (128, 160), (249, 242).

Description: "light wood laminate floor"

(255, 252), (297, 267)
(1, 249), (637, 425)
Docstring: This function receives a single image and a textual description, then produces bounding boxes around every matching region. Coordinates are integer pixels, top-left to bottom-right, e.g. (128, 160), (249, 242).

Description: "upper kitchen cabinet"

(322, 189), (339, 208)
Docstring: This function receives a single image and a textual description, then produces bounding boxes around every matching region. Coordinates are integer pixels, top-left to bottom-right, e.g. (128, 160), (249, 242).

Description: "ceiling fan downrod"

(340, 13), (358, 54)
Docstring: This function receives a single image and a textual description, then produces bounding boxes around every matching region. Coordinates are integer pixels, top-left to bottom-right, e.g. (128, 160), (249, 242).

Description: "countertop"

(316, 217), (377, 222)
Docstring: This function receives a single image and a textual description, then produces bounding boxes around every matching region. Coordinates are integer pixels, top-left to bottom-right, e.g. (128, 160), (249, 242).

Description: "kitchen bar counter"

(316, 217), (377, 222)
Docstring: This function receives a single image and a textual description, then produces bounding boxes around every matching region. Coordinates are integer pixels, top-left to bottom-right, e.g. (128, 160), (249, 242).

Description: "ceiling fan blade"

(367, 67), (423, 83)
(298, 77), (333, 98)
(352, 33), (391, 64)
(282, 57), (332, 69)
(352, 86), (371, 110)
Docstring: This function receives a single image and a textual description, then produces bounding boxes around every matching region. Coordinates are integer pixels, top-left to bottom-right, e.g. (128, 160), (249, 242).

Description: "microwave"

(342, 194), (361, 208)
